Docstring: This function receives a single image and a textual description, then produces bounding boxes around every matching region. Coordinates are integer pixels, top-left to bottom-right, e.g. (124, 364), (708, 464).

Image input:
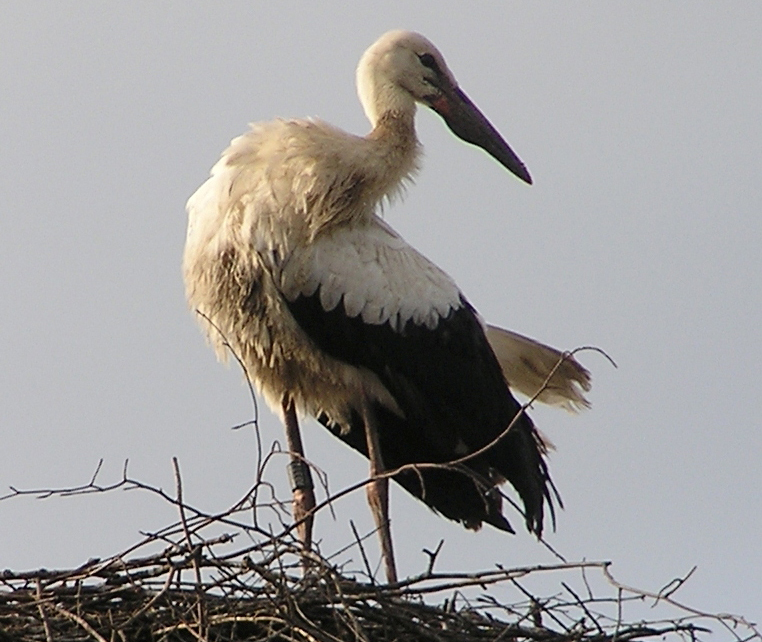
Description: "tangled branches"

(1, 342), (757, 641)
(0, 459), (758, 642)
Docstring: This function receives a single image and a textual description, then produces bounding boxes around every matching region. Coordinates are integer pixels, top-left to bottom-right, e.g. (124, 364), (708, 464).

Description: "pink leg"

(282, 396), (315, 553)
(362, 405), (398, 583)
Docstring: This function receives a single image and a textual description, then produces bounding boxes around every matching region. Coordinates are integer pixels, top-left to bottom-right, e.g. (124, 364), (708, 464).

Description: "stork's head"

(357, 30), (532, 184)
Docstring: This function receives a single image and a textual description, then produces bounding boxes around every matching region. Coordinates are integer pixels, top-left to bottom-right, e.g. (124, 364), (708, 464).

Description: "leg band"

(287, 459), (314, 492)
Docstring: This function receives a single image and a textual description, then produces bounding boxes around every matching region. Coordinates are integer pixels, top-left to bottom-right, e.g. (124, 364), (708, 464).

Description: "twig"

(173, 457), (207, 641)
(562, 580), (606, 636)
(422, 539), (445, 575)
(659, 565), (697, 601)
(349, 520), (375, 584)
(194, 310), (262, 477)
(35, 578), (53, 642)
(51, 602), (109, 642)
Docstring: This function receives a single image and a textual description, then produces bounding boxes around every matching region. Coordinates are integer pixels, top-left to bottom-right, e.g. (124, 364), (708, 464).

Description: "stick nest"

(0, 546), (735, 642)
(1, 450), (758, 642)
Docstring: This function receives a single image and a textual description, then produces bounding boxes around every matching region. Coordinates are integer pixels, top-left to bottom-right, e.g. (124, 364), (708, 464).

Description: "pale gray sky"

(1, 2), (760, 626)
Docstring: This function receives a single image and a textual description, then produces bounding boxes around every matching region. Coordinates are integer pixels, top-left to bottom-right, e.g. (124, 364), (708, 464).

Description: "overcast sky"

(1, 2), (760, 628)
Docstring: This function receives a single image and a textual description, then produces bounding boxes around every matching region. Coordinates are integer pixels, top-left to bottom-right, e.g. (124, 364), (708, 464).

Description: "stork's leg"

(282, 396), (315, 553)
(362, 405), (398, 584)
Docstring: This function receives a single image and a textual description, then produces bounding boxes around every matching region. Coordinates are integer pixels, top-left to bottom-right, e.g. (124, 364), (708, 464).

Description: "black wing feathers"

(286, 289), (555, 535)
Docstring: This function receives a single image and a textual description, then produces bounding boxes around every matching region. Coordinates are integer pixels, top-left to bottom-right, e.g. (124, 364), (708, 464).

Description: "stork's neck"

(301, 109), (420, 240)
(364, 109), (421, 203)
(368, 109), (416, 142)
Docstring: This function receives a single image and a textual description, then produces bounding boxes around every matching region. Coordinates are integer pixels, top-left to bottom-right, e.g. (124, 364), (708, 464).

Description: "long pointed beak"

(428, 86), (532, 185)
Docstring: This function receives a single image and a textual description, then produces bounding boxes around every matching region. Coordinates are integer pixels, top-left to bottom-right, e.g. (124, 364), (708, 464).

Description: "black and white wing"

(276, 218), (556, 535)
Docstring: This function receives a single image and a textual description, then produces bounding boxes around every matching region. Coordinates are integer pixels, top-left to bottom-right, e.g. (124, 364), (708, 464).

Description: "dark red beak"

(428, 86), (532, 185)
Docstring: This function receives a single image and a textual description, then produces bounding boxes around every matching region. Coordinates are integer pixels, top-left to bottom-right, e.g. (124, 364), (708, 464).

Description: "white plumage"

(184, 30), (590, 583)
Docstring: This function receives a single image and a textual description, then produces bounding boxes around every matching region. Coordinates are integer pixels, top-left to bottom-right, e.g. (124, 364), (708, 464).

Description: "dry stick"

(509, 577), (570, 633)
(581, 561), (595, 602)
(3, 465), (201, 570)
(422, 539), (445, 575)
(613, 586), (624, 642)
(113, 615), (128, 642)
(602, 564), (760, 642)
(531, 529), (568, 563)
(194, 310), (261, 474)
(119, 565), (177, 630)
(0, 557), (104, 590)
(291, 597), (346, 642)
(658, 565), (697, 602)
(194, 310), (271, 533)
(35, 578), (53, 642)
(329, 580), (373, 642)
(362, 562), (610, 598)
(325, 520), (378, 567)
(51, 602), (109, 642)
(349, 519), (375, 583)
(103, 478), (279, 565)
(3, 458), (115, 501)
(561, 580), (606, 637)
(171, 620), (210, 642)
(173, 457), (207, 642)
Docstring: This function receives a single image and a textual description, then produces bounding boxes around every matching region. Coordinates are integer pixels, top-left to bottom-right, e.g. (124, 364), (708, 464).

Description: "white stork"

(184, 30), (590, 583)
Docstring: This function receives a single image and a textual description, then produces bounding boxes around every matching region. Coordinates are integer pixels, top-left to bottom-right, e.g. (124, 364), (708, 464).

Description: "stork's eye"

(418, 53), (438, 71)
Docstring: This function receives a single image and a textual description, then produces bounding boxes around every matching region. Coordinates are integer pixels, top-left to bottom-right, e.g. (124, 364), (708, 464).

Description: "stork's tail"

(485, 325), (591, 412)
